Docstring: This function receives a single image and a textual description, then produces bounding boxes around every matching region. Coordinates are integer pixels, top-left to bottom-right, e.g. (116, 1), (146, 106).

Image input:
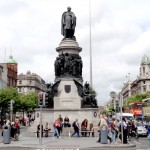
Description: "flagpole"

(89, 0), (93, 87)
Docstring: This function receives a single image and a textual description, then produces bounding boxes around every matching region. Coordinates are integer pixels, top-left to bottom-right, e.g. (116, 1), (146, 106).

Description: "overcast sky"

(0, 0), (150, 106)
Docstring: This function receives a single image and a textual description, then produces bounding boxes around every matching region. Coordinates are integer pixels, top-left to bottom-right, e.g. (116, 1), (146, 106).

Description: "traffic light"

(7, 100), (14, 111)
(116, 100), (119, 111)
(45, 92), (49, 107)
(38, 93), (44, 106)
(7, 101), (11, 110)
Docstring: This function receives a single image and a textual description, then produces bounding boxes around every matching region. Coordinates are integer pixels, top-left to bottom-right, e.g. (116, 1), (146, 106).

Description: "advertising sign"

(143, 107), (150, 116)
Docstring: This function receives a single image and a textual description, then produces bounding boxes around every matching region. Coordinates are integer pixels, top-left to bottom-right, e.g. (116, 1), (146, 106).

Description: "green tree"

(15, 92), (38, 119)
(0, 88), (38, 120)
(0, 87), (20, 121)
(0, 87), (20, 111)
(125, 92), (150, 106)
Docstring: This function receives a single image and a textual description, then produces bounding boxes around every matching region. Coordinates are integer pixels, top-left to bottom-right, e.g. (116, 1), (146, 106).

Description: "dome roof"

(141, 55), (150, 65)
(5, 55), (17, 64)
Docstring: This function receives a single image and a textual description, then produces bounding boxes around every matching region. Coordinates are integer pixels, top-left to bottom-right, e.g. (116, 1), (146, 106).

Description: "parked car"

(137, 124), (148, 136)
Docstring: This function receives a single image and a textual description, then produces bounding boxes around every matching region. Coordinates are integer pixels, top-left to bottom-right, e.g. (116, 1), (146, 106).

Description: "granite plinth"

(54, 78), (82, 110)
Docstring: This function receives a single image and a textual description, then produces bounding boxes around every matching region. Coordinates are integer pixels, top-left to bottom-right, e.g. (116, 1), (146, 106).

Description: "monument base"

(54, 78), (82, 110)
(28, 108), (100, 133)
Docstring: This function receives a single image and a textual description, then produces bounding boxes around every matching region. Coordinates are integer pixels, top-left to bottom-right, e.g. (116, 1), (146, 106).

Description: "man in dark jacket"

(71, 119), (80, 137)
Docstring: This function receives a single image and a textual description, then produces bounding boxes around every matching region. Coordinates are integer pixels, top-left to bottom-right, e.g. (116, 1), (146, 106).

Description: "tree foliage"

(125, 92), (150, 106)
(108, 103), (114, 111)
(0, 87), (38, 113)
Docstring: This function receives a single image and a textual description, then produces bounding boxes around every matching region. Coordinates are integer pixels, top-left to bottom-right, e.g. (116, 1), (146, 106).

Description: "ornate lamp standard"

(110, 91), (117, 112)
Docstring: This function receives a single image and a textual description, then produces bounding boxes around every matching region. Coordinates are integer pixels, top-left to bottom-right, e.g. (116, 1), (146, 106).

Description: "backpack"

(72, 121), (76, 127)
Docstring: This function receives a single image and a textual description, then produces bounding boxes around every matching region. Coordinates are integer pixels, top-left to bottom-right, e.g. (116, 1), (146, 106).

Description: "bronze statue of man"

(61, 7), (76, 40)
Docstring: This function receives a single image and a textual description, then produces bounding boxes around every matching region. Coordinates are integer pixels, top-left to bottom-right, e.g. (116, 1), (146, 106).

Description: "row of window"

(18, 80), (46, 91)
(18, 87), (33, 92)
(19, 80), (32, 84)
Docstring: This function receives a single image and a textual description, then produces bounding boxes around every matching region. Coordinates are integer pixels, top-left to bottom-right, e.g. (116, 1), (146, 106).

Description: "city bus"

(142, 98), (150, 122)
(132, 102), (142, 119)
(125, 102), (142, 119)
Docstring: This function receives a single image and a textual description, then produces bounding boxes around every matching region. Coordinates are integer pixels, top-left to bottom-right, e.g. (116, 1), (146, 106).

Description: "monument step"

(24, 130), (72, 137)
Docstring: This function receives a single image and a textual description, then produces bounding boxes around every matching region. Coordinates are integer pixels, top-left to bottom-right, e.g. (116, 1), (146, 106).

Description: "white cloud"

(0, 0), (150, 106)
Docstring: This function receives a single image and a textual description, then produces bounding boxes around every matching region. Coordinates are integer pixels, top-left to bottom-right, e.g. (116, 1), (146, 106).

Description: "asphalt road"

(131, 136), (150, 150)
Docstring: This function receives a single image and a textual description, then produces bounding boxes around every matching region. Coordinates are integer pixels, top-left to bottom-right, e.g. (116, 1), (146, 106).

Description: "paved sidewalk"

(0, 134), (136, 150)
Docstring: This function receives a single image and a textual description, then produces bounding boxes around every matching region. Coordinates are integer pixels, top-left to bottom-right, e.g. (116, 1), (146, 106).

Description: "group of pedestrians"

(97, 114), (129, 144)
(96, 114), (150, 144)
(1, 119), (20, 141)
(36, 113), (150, 145)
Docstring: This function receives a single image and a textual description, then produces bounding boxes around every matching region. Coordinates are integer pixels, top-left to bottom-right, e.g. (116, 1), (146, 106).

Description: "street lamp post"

(0, 107), (2, 128)
(39, 106), (42, 146)
(120, 93), (124, 144)
(110, 91), (117, 116)
(10, 99), (15, 122)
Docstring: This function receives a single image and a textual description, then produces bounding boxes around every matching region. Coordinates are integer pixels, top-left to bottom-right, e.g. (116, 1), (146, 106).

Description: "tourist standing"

(97, 114), (108, 143)
(119, 118), (128, 144)
(110, 118), (117, 144)
(37, 123), (43, 138)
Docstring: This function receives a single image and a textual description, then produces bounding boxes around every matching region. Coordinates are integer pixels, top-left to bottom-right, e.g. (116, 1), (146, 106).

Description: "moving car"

(137, 124), (148, 136)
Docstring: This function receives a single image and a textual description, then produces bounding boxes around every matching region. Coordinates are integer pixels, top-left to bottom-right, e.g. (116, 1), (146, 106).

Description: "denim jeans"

(53, 128), (59, 138)
(71, 130), (80, 137)
(111, 130), (116, 143)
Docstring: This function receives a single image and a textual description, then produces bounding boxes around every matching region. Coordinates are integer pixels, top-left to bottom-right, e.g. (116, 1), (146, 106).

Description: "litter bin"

(100, 124), (108, 144)
(3, 125), (11, 144)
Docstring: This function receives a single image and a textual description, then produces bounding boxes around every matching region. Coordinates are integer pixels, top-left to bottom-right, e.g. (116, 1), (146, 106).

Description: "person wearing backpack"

(71, 119), (80, 137)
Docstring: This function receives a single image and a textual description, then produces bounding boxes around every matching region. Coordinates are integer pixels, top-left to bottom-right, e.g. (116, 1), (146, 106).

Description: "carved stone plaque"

(64, 85), (71, 93)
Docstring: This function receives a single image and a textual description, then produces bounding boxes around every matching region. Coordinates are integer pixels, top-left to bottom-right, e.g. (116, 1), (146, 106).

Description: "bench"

(34, 130), (54, 137)
(68, 130), (95, 137)
(80, 130), (95, 137)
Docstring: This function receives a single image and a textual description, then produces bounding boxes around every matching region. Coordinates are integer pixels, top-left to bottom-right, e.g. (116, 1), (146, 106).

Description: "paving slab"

(0, 135), (136, 149)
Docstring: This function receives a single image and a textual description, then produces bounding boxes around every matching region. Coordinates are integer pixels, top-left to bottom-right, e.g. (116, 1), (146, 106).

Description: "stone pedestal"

(54, 39), (83, 110)
(56, 39), (82, 55)
(54, 78), (82, 110)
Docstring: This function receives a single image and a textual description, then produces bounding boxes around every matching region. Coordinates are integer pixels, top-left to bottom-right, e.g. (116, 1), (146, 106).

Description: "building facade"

(130, 55), (150, 95)
(0, 64), (7, 88)
(17, 71), (46, 94)
(0, 55), (18, 88)
(121, 55), (150, 102)
(121, 81), (133, 104)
